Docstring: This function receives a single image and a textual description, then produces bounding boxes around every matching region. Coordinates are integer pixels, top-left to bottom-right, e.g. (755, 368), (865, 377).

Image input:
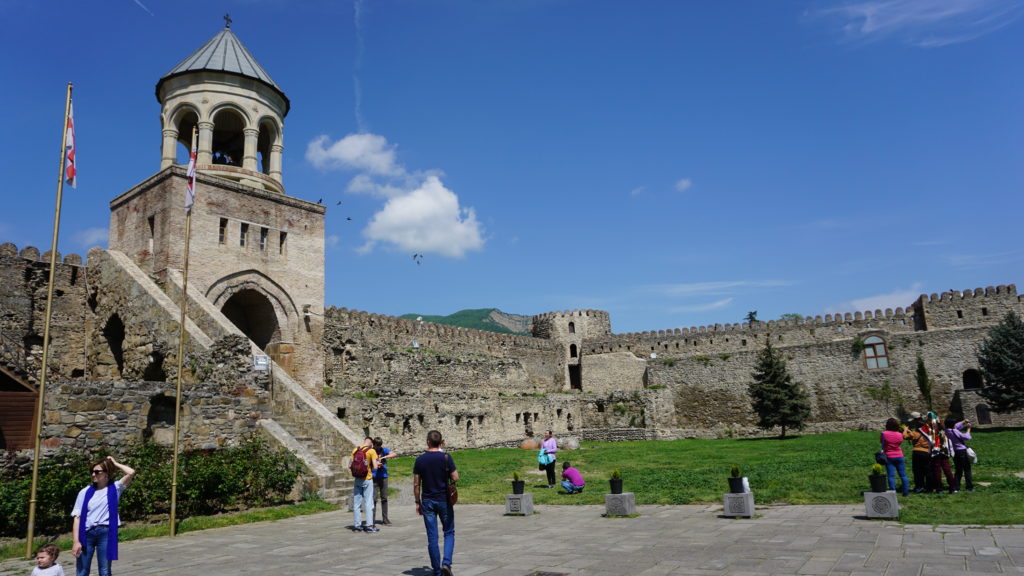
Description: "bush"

(0, 434), (304, 537)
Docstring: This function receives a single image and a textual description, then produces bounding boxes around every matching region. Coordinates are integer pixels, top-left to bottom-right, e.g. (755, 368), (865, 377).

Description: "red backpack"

(350, 447), (369, 478)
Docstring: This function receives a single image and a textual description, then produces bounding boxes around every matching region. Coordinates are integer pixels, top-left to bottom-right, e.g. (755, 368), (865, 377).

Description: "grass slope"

(390, 428), (1024, 525)
(399, 308), (523, 335)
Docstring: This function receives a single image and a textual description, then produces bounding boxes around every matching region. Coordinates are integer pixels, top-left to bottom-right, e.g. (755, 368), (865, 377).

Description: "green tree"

(748, 340), (811, 438)
(915, 356), (933, 411)
(780, 313), (803, 322)
(977, 311), (1024, 413)
(745, 311), (758, 325)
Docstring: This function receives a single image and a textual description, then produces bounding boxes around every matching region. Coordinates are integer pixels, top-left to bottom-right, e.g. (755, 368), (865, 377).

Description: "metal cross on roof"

(223, 13), (232, 28)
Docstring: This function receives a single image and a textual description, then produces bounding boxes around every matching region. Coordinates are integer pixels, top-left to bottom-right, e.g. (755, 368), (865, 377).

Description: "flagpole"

(25, 82), (74, 558)
(169, 126), (197, 537)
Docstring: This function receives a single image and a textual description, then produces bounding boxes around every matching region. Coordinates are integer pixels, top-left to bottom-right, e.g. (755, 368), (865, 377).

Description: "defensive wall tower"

(107, 20), (325, 393)
(531, 309), (611, 390)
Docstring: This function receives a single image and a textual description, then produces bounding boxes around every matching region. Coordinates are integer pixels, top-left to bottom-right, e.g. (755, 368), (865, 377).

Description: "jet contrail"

(132, 0), (154, 16)
(353, 0), (366, 132)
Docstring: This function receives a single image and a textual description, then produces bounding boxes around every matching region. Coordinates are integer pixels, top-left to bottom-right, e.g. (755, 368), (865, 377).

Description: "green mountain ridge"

(399, 308), (531, 335)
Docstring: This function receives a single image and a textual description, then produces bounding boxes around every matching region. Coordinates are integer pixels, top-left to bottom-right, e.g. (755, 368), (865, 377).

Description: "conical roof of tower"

(156, 25), (289, 114)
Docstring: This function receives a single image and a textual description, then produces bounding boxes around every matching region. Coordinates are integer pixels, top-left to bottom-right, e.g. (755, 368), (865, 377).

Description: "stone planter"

(723, 491), (755, 518)
(864, 491), (899, 519)
(609, 478), (623, 494)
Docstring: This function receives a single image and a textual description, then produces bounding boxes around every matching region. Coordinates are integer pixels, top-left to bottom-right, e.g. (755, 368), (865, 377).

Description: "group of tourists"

(879, 411), (974, 496)
(538, 429), (586, 494)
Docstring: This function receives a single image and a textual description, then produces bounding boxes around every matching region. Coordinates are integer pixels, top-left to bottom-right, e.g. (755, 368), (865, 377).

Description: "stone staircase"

(83, 251), (360, 506)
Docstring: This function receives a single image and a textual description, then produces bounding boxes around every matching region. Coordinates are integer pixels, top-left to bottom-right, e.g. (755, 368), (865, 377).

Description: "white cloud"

(629, 186), (645, 197)
(674, 178), (693, 192)
(306, 133), (400, 176)
(326, 234), (340, 248)
(647, 280), (794, 297)
(827, 283), (924, 314)
(944, 250), (1023, 270)
(361, 175), (484, 258)
(669, 298), (734, 313)
(813, 0), (1024, 47)
(307, 132), (485, 258)
(73, 227), (108, 248)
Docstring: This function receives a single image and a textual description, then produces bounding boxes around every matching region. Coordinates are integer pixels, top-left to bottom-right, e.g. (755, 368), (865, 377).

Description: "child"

(32, 544), (65, 576)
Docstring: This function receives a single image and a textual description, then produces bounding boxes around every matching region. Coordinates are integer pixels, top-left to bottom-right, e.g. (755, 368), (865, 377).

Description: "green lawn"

(389, 428), (1024, 525)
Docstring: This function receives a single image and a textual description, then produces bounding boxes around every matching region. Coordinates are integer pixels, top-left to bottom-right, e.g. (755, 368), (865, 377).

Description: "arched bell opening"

(257, 119), (277, 175)
(211, 108), (247, 166)
(174, 109), (199, 165)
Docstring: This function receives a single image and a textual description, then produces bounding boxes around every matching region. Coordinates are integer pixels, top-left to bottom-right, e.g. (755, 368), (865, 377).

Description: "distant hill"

(399, 308), (532, 335)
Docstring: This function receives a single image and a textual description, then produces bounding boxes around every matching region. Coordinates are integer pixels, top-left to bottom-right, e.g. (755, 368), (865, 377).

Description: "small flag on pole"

(65, 101), (77, 188)
(185, 136), (197, 210)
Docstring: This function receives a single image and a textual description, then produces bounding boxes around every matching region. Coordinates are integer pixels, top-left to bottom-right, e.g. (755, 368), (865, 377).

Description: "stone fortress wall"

(320, 285), (1024, 452)
(3, 234), (1021, 459)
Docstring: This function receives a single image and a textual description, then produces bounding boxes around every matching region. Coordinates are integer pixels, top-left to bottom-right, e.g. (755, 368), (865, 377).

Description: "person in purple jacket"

(541, 430), (558, 489)
(560, 462), (585, 494)
(947, 417), (974, 492)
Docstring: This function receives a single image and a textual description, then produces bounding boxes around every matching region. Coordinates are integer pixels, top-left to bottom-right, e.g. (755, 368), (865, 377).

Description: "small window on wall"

(279, 231), (287, 255)
(240, 223), (249, 247)
(863, 336), (889, 369)
(259, 227), (268, 251)
(219, 218), (227, 244)
(568, 322), (575, 334)
(570, 344), (578, 358)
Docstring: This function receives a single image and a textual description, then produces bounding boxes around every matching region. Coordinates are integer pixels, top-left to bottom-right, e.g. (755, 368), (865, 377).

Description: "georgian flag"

(185, 136), (197, 210)
(65, 101), (77, 188)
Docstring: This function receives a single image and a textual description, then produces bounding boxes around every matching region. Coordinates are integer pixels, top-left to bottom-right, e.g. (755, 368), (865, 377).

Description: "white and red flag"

(64, 101), (77, 188)
(185, 136), (197, 210)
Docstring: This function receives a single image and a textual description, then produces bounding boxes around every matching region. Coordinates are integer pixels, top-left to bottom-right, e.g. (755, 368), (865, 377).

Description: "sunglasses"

(91, 469), (105, 475)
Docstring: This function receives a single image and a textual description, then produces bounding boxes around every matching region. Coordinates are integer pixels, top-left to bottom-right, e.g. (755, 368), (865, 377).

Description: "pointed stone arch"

(207, 270), (298, 350)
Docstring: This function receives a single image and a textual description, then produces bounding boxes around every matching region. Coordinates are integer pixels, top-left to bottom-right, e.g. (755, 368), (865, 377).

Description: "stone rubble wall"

(40, 334), (271, 451)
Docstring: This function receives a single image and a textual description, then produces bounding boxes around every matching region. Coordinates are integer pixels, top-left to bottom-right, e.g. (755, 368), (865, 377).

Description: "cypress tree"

(748, 340), (811, 438)
(915, 356), (933, 411)
(977, 311), (1024, 413)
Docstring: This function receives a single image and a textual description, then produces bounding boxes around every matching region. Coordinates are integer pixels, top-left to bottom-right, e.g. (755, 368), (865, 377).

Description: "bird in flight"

(412, 253), (423, 265)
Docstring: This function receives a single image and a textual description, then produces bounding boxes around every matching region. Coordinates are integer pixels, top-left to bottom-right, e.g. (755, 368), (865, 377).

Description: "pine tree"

(748, 340), (811, 438)
(977, 311), (1024, 413)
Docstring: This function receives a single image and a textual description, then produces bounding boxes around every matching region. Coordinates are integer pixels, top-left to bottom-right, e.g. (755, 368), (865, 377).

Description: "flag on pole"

(65, 101), (77, 188)
(185, 136), (197, 210)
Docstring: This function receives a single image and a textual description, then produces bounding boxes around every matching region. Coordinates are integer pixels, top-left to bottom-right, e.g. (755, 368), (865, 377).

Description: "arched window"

(569, 344), (578, 358)
(568, 322), (575, 334)
(962, 369), (983, 390)
(863, 336), (889, 369)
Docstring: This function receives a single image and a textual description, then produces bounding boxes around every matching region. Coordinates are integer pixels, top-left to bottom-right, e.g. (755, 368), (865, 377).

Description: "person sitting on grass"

(560, 461), (585, 494)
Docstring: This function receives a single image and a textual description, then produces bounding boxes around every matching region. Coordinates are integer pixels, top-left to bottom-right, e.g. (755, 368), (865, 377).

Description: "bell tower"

(156, 14), (288, 192)
(108, 19), (326, 394)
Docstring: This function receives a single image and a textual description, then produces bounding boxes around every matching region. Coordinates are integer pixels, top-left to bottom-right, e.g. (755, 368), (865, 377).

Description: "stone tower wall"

(108, 167), (326, 392)
(0, 243), (89, 382)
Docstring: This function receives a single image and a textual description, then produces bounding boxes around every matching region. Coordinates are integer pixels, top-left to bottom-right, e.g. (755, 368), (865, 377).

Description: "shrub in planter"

(511, 471), (525, 495)
(728, 465), (745, 493)
(609, 469), (623, 494)
(869, 463), (888, 492)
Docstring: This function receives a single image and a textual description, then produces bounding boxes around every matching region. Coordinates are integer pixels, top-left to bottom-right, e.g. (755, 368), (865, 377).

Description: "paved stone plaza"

(3, 503), (1022, 576)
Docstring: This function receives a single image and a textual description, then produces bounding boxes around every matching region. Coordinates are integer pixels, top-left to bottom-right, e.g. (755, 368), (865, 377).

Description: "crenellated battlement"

(0, 242), (85, 267)
(912, 284), (1019, 330)
(325, 306), (550, 352)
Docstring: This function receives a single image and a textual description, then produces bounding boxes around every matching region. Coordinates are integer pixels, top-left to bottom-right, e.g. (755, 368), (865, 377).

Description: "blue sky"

(1, 0), (1022, 334)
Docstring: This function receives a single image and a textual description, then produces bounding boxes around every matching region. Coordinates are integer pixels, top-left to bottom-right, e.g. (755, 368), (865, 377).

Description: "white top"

(71, 479), (126, 528)
(32, 562), (65, 576)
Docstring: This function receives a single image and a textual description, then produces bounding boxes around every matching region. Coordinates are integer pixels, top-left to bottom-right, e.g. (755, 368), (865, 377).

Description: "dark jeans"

(76, 525), (110, 576)
(953, 449), (973, 491)
(421, 498), (455, 576)
(931, 454), (957, 493)
(544, 460), (556, 486)
(373, 475), (389, 522)
(911, 450), (931, 491)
